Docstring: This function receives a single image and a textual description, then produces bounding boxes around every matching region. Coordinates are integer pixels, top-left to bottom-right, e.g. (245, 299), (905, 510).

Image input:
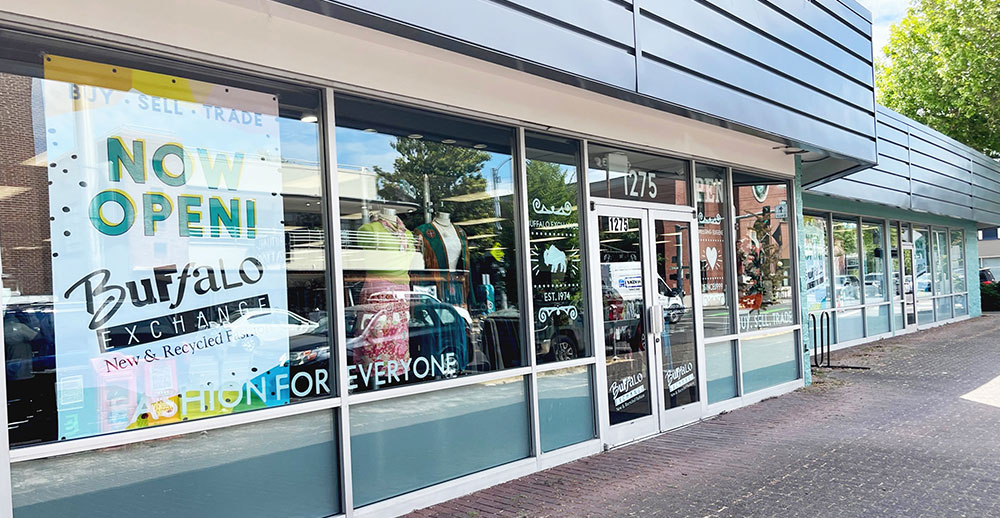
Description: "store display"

(415, 211), (473, 309)
(336, 97), (522, 392)
(356, 208), (413, 373)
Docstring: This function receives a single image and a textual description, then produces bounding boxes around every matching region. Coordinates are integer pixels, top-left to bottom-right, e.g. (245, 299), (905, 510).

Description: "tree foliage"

(376, 138), (493, 223)
(876, 0), (1000, 157)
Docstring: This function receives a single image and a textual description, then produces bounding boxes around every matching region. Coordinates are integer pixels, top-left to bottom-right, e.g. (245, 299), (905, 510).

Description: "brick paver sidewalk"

(410, 314), (1000, 517)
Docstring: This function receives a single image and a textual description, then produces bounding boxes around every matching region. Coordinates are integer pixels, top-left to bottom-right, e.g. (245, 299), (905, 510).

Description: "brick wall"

(0, 72), (52, 297)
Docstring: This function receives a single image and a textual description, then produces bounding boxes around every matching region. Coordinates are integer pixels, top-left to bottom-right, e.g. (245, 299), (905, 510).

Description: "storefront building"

(980, 228), (1000, 277)
(0, 1), (994, 517)
(805, 106), (1000, 351)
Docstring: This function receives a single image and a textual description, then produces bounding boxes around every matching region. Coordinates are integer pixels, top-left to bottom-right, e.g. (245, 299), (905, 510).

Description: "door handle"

(649, 304), (664, 336)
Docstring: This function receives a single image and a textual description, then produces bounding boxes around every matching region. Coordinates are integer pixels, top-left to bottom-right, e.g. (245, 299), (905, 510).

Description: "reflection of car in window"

(345, 300), (471, 388)
(229, 308), (319, 345)
(916, 272), (932, 293)
(835, 275), (861, 303)
(656, 276), (685, 324)
(364, 290), (472, 326)
(863, 273), (884, 298)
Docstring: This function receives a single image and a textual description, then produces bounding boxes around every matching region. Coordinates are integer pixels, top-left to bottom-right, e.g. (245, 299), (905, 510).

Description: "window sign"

(695, 165), (733, 337)
(43, 56), (298, 440)
(587, 143), (688, 206)
(525, 132), (586, 363)
(803, 215), (832, 310)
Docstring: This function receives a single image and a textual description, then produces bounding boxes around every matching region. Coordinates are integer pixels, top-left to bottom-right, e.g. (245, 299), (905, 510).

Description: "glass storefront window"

(334, 95), (522, 393)
(932, 228), (950, 295)
(951, 229), (966, 293)
(538, 365), (595, 452)
(935, 296), (953, 321)
(705, 340), (738, 404)
(525, 132), (586, 364)
(803, 214), (832, 311)
(890, 223), (901, 297)
(13, 410), (341, 517)
(733, 175), (793, 332)
(916, 298), (934, 323)
(832, 218), (861, 307)
(836, 309), (864, 343)
(2, 43), (332, 446)
(740, 331), (797, 394)
(913, 226), (932, 299)
(955, 294), (968, 317)
(866, 304), (890, 336)
(862, 221), (886, 302)
(695, 165), (733, 337)
(587, 144), (689, 206)
(349, 376), (530, 506)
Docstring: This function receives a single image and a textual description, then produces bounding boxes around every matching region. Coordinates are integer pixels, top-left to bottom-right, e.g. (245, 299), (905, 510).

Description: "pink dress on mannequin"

(356, 213), (412, 375)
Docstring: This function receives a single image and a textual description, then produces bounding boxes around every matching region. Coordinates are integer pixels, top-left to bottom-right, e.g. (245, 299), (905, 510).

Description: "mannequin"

(433, 212), (462, 270)
(413, 210), (471, 373)
(415, 210), (472, 308)
(355, 206), (412, 380)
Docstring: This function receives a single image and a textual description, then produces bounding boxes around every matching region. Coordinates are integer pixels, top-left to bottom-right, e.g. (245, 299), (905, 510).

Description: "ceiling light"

(407, 134), (423, 139)
(300, 114), (318, 123)
(442, 190), (513, 203)
(473, 144), (488, 149)
(454, 217), (505, 226)
(363, 128), (378, 133)
(442, 139), (457, 144)
(531, 236), (567, 244)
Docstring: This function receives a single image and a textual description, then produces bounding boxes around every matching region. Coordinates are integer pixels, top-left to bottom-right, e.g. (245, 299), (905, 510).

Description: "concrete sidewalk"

(410, 314), (1000, 517)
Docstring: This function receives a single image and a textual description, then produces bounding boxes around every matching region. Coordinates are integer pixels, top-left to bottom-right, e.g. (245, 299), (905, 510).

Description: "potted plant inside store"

(738, 208), (783, 311)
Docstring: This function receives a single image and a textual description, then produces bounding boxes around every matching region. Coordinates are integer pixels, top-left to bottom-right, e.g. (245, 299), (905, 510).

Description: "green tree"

(876, 0), (1000, 157)
(376, 138), (492, 223)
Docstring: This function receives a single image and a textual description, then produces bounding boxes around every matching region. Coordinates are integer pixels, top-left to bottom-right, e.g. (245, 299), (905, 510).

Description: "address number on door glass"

(622, 170), (657, 199)
(608, 217), (630, 233)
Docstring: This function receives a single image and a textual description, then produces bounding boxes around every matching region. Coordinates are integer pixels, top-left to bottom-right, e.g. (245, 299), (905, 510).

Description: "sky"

(858, 0), (911, 61)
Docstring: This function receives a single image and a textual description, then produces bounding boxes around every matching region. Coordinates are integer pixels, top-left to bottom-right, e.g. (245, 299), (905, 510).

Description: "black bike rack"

(810, 311), (869, 370)
(810, 311), (832, 368)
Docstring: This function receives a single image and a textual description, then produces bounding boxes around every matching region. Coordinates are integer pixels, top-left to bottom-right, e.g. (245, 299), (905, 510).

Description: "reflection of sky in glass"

(335, 127), (513, 192)
(278, 117), (320, 165)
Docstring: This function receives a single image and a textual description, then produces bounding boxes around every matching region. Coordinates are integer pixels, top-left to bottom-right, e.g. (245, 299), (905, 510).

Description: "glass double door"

(591, 205), (702, 446)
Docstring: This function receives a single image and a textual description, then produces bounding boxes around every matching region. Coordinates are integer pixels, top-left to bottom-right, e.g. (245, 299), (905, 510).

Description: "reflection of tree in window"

(374, 138), (517, 312)
(376, 139), (493, 224)
(526, 158), (583, 349)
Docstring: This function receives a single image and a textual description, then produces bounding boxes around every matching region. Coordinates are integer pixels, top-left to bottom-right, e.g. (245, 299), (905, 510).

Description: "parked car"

(981, 267), (996, 285)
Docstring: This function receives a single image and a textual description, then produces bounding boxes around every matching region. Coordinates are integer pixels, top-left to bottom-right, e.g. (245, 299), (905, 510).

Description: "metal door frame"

(589, 201), (701, 447)
(647, 208), (705, 432)
(901, 241), (917, 328)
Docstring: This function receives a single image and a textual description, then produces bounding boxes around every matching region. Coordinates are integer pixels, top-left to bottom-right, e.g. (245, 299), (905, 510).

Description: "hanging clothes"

(414, 222), (473, 308)
(355, 213), (413, 376)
